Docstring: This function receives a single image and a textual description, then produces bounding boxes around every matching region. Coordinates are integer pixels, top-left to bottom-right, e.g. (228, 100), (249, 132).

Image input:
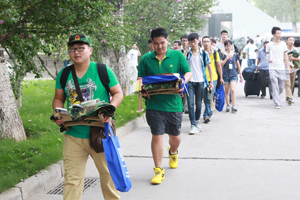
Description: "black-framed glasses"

(68, 46), (88, 53)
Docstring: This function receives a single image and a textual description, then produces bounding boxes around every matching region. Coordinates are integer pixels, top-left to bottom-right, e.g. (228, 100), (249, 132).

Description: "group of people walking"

(51, 26), (300, 200)
(252, 26), (300, 108)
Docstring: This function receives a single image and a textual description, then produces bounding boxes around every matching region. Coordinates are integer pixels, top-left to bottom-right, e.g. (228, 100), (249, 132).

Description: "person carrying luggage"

(52, 33), (123, 200)
(255, 41), (273, 99)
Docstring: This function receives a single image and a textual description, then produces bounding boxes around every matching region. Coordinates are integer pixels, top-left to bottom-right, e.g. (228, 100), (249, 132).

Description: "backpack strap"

(97, 63), (110, 98)
(202, 49), (206, 67)
(71, 66), (84, 102)
(60, 64), (74, 89)
(213, 50), (219, 75)
(60, 63), (111, 101)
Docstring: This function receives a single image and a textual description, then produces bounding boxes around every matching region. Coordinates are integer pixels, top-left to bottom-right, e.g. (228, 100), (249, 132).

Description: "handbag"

(215, 84), (225, 112)
(102, 123), (132, 192)
(89, 120), (116, 153)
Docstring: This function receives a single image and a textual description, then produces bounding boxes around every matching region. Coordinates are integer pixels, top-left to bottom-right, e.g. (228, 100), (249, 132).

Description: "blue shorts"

(224, 76), (238, 84)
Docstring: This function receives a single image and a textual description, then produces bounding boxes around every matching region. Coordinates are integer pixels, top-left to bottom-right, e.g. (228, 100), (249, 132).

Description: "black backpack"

(60, 63), (110, 97)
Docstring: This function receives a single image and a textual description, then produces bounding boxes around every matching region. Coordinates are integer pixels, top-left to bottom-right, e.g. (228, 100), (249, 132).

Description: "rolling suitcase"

(244, 72), (260, 97)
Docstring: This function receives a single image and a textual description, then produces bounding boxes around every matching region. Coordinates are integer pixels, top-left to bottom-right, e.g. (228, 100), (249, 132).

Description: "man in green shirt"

(138, 28), (192, 185)
(52, 33), (123, 200)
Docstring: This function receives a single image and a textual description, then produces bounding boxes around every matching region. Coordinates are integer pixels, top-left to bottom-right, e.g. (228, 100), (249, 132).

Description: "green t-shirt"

(138, 48), (191, 112)
(55, 61), (119, 139)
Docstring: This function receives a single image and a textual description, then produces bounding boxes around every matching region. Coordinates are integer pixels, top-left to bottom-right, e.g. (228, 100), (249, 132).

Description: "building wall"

(211, 0), (283, 39)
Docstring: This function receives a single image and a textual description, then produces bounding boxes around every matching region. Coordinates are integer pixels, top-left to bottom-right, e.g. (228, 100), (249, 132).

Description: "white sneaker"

(189, 125), (198, 135)
(196, 120), (201, 128)
(226, 105), (230, 112)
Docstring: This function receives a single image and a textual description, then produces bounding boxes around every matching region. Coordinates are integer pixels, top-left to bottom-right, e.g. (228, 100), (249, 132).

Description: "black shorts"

(146, 109), (183, 136)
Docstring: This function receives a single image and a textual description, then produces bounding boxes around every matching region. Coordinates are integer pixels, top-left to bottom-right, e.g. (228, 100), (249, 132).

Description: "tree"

(124, 0), (217, 43)
(0, 0), (134, 140)
(0, 50), (26, 141)
(254, 0), (300, 32)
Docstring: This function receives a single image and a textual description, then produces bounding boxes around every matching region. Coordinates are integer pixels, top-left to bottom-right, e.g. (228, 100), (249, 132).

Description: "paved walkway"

(27, 80), (300, 200)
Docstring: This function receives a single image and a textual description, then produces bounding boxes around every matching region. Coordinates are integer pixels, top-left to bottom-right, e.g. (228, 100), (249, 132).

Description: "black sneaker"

(288, 98), (293, 106)
(231, 107), (238, 113)
(204, 117), (210, 123)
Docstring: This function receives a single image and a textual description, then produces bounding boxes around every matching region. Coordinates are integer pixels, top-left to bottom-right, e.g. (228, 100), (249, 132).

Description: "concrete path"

(27, 81), (300, 200)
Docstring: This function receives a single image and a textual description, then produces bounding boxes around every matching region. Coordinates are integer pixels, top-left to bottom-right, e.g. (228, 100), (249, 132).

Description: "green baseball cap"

(68, 33), (92, 46)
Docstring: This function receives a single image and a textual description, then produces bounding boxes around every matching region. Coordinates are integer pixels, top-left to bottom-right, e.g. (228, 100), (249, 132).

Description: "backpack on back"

(60, 63), (110, 98)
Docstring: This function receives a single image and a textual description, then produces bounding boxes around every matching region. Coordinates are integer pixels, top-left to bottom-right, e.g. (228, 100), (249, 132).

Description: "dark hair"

(294, 39), (300, 47)
(221, 30), (228, 35)
(187, 33), (199, 41)
(150, 28), (168, 40)
(224, 40), (232, 46)
(180, 34), (188, 41)
(271, 26), (281, 35)
(148, 39), (152, 44)
(263, 41), (269, 45)
(202, 36), (210, 42)
(256, 35), (260, 37)
(287, 36), (294, 40)
(211, 39), (217, 44)
(174, 41), (181, 46)
(250, 39), (254, 44)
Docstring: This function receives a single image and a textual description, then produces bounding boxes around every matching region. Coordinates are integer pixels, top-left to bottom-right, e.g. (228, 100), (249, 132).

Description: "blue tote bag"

(102, 123), (132, 192)
(215, 84), (225, 112)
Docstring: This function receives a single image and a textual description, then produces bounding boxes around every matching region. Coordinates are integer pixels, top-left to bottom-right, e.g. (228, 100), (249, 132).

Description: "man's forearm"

(184, 72), (192, 83)
(217, 63), (223, 79)
(110, 92), (123, 109)
(52, 99), (64, 112)
(208, 64), (213, 83)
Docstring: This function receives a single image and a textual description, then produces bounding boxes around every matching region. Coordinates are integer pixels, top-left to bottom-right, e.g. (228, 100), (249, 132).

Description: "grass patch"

(0, 80), (145, 194)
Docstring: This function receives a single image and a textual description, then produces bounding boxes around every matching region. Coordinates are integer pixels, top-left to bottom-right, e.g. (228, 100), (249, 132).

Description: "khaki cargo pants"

(63, 133), (120, 200)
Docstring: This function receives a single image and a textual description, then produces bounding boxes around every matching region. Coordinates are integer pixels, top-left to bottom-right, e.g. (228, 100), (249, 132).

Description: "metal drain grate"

(47, 178), (98, 195)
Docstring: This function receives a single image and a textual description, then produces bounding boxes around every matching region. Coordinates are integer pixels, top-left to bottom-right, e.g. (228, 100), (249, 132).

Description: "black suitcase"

(244, 72), (260, 97)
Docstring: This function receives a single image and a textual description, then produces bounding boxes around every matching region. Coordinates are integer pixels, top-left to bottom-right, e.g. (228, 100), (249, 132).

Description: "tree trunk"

(101, 45), (129, 93)
(102, 0), (129, 93)
(0, 50), (26, 141)
(16, 75), (24, 108)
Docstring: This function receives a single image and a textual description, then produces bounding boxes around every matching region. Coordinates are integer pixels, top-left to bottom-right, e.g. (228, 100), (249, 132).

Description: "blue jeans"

(203, 80), (218, 118)
(187, 82), (204, 127)
(248, 59), (255, 67)
(63, 60), (69, 68)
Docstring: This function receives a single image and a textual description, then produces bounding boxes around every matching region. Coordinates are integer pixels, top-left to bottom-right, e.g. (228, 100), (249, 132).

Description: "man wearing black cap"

(52, 33), (123, 200)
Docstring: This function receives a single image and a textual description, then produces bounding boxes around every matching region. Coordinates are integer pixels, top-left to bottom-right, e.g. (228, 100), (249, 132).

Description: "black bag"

(244, 72), (260, 97)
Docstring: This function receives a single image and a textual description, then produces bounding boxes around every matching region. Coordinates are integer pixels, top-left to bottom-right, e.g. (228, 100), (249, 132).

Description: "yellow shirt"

(206, 49), (220, 81)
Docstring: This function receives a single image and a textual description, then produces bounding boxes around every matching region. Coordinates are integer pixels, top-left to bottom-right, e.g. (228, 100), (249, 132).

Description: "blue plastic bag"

(215, 84), (225, 112)
(102, 123), (132, 192)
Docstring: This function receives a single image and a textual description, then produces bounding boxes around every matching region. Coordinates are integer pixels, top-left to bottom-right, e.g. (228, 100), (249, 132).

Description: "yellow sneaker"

(151, 167), (165, 185)
(168, 146), (178, 169)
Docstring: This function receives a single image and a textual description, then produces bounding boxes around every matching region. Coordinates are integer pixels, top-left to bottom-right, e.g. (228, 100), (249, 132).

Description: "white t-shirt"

(247, 44), (257, 59)
(190, 55), (204, 82)
(127, 49), (139, 67)
(215, 42), (234, 53)
(266, 41), (287, 70)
